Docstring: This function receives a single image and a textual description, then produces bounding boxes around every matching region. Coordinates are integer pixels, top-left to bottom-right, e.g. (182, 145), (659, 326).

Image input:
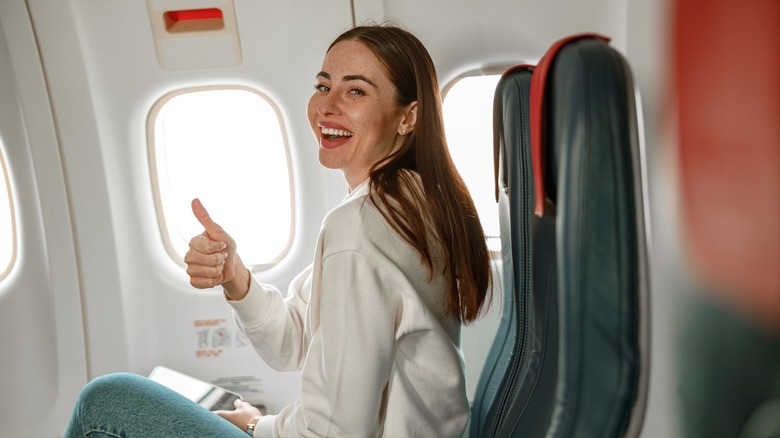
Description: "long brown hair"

(329, 25), (491, 324)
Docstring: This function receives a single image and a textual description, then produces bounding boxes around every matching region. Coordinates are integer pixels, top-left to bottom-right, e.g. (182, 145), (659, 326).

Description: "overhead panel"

(147, 0), (241, 70)
(351, 0), (386, 25)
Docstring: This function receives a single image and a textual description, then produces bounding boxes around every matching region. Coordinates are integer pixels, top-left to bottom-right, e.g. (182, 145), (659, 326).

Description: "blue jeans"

(64, 372), (251, 438)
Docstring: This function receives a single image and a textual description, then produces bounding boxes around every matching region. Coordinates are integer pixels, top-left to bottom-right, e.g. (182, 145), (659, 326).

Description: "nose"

(316, 91), (339, 117)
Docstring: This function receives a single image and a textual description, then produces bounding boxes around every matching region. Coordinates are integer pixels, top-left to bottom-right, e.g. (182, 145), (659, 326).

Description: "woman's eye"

(314, 84), (330, 93)
(348, 88), (364, 96)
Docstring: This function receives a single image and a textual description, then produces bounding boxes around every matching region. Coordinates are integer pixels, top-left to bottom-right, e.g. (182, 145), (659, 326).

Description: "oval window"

(443, 73), (503, 252)
(149, 87), (294, 269)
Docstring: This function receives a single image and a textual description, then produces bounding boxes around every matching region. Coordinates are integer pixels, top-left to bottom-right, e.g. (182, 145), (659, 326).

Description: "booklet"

(149, 365), (242, 411)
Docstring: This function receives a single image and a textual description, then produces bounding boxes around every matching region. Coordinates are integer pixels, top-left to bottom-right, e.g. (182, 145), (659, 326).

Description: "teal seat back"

(471, 35), (650, 437)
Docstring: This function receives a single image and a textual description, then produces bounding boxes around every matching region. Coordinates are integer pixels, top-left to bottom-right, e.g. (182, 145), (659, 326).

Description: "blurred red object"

(674, 0), (780, 331)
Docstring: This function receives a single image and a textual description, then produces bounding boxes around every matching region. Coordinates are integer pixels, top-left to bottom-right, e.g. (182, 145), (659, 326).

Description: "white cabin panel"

(0, 1), (88, 435)
(354, 0), (628, 85)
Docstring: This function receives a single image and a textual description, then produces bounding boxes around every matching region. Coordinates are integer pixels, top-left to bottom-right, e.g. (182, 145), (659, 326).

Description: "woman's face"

(307, 40), (415, 190)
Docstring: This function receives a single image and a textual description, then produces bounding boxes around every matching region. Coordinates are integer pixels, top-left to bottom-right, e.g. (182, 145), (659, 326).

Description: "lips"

(318, 123), (354, 149)
(322, 127), (354, 138)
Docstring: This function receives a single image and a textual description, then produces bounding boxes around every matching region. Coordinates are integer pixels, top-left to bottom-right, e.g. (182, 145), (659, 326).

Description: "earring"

(401, 128), (407, 135)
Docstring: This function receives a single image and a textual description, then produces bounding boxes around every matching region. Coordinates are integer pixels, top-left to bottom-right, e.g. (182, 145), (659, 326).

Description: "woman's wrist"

(244, 415), (263, 436)
(223, 267), (250, 301)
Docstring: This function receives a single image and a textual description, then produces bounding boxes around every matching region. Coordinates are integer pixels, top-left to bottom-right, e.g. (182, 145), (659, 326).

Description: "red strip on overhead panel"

(167, 8), (223, 22)
(163, 8), (225, 33)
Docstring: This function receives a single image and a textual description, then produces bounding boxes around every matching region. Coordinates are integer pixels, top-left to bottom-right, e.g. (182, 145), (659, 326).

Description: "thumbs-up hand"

(185, 199), (250, 300)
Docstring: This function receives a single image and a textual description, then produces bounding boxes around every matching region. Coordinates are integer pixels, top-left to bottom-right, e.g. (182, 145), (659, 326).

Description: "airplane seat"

(471, 34), (650, 437)
(537, 34), (650, 438)
(471, 64), (563, 438)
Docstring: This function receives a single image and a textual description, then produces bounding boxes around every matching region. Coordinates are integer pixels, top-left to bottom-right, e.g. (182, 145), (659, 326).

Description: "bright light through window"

(150, 87), (293, 269)
(0, 144), (14, 280)
(443, 74), (502, 251)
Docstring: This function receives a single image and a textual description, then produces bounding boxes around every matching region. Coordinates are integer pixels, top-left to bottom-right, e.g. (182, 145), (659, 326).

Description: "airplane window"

(0, 144), (14, 280)
(443, 74), (502, 252)
(149, 87), (293, 270)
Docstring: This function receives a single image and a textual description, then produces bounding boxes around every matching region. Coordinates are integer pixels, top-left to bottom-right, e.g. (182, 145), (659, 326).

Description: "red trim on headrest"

(530, 33), (611, 216)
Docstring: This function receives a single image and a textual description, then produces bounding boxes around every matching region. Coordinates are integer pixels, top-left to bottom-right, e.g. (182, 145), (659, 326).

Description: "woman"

(65, 24), (491, 437)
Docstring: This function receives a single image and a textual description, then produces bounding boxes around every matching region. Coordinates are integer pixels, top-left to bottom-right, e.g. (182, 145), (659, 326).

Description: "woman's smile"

(318, 122), (354, 149)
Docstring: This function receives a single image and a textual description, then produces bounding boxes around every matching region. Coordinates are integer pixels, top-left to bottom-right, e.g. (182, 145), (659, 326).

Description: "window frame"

(146, 85), (295, 271)
(0, 145), (16, 281)
(441, 66), (513, 256)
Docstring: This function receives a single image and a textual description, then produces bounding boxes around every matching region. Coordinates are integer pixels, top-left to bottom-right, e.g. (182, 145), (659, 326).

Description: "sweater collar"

(344, 178), (370, 202)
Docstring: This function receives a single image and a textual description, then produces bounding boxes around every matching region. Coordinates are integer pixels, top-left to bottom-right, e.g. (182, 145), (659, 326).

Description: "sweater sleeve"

(272, 250), (402, 437)
(227, 265), (312, 371)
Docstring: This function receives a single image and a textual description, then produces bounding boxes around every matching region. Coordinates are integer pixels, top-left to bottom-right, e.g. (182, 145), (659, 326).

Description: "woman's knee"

(76, 372), (159, 415)
(81, 373), (143, 401)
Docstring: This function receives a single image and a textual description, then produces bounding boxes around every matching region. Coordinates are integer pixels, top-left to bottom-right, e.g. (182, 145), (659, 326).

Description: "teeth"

(321, 127), (353, 137)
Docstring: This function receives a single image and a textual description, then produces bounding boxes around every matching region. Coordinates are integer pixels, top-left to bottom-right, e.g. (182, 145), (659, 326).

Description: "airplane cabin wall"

(0, 1), (88, 435)
(623, 2), (678, 437)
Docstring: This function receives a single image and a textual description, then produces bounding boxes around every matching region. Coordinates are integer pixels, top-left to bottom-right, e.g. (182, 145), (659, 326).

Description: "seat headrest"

(494, 64), (535, 202)
(529, 33), (611, 216)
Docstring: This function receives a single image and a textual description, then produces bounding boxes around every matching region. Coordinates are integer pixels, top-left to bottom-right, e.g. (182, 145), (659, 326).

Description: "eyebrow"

(316, 71), (378, 88)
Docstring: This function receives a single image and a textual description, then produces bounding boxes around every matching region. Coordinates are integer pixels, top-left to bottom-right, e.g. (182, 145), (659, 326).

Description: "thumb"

(191, 198), (224, 238)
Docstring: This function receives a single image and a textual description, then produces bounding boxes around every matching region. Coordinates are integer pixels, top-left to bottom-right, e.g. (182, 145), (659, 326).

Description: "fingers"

(185, 242), (226, 264)
(192, 198), (224, 238)
(231, 400), (263, 416)
(185, 258), (224, 279)
(188, 198), (239, 290)
(190, 198), (234, 251)
(213, 400), (263, 430)
(213, 408), (235, 423)
(185, 234), (228, 289)
(188, 233), (226, 255)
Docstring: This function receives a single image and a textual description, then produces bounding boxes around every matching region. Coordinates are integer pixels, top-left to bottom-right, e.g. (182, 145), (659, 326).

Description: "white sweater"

(227, 178), (469, 437)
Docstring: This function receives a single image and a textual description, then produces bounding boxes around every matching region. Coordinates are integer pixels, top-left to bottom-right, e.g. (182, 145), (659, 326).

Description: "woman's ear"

(398, 101), (418, 135)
